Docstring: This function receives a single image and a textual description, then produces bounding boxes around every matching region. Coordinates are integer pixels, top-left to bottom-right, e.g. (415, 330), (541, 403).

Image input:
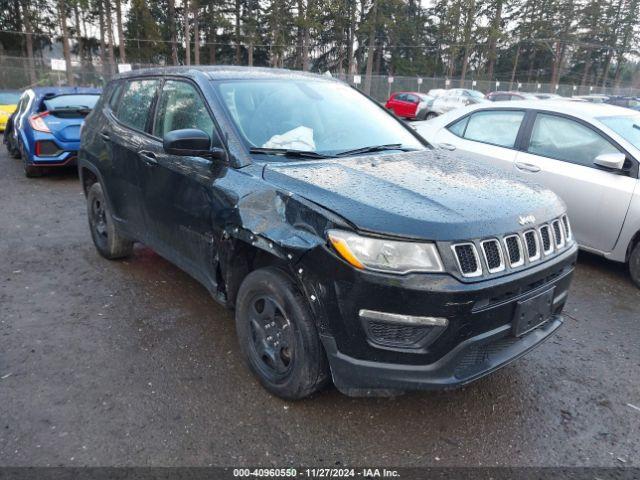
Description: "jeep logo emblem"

(518, 215), (536, 226)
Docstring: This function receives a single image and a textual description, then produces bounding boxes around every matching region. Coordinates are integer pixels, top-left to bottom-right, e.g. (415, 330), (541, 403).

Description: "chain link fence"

(341, 75), (640, 102)
(2, 54), (640, 102)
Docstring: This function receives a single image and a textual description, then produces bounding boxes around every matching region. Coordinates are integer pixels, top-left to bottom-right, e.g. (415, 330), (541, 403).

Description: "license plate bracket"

(512, 288), (555, 337)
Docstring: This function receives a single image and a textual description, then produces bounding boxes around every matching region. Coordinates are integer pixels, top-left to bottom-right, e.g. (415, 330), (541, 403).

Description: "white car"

(414, 101), (640, 286)
(427, 89), (489, 119)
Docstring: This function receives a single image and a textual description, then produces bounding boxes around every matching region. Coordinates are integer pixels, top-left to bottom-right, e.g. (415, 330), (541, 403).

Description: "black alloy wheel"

(235, 267), (330, 399)
(247, 295), (295, 380)
(86, 182), (133, 259)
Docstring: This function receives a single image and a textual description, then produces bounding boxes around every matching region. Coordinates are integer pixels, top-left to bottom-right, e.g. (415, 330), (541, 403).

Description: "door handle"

(100, 131), (110, 141)
(139, 151), (158, 166)
(515, 161), (541, 173)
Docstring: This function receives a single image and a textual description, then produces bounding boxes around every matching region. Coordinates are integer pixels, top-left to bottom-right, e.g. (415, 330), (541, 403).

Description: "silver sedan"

(414, 100), (640, 286)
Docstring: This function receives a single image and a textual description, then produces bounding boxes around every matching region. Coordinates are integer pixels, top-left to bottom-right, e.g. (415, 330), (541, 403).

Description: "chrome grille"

(451, 215), (572, 278)
(552, 220), (565, 248)
(503, 235), (524, 267)
(524, 230), (540, 262)
(481, 239), (505, 273)
(452, 243), (482, 277)
(562, 215), (572, 240)
(539, 225), (553, 254)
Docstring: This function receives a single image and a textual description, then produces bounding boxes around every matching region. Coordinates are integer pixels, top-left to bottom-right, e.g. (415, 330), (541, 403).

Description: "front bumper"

(323, 316), (562, 396)
(299, 243), (577, 396)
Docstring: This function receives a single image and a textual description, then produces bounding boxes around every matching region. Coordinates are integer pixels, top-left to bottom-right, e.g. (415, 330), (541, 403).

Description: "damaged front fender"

(211, 168), (351, 309)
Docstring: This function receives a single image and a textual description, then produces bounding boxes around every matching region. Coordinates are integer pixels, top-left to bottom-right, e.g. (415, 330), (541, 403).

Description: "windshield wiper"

(50, 106), (92, 114)
(334, 144), (417, 157)
(249, 147), (331, 159)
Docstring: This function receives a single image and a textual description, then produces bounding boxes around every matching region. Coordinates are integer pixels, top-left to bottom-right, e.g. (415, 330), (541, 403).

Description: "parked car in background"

(0, 90), (21, 132)
(534, 93), (562, 100)
(606, 95), (640, 111)
(414, 100), (640, 287)
(384, 91), (434, 119)
(5, 86), (101, 177)
(486, 91), (539, 101)
(78, 66), (576, 399)
(428, 88), (488, 118)
(573, 94), (610, 103)
(427, 88), (446, 98)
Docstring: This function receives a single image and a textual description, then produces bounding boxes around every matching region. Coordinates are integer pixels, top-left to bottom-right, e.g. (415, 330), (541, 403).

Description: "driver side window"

(153, 80), (216, 142)
(528, 113), (620, 167)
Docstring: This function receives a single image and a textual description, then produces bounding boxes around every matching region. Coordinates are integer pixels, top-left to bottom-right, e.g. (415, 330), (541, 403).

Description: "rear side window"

(115, 79), (159, 131)
(448, 116), (469, 136)
(108, 82), (123, 110)
(448, 110), (524, 148)
(528, 113), (620, 167)
(153, 80), (215, 139)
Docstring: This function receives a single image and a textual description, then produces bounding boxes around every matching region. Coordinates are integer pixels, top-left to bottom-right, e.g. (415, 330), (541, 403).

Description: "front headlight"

(328, 229), (444, 274)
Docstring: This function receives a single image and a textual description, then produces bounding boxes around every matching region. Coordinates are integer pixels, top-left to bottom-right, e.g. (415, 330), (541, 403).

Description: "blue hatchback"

(9, 86), (101, 177)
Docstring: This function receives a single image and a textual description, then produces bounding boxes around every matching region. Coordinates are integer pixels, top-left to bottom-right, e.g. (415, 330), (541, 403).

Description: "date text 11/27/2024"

(232, 468), (400, 478)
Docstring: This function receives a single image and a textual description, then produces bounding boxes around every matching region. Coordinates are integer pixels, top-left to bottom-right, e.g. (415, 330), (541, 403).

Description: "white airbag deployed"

(263, 126), (315, 151)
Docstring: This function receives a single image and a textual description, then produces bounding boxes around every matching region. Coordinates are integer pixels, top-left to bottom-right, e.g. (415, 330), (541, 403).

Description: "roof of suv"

(112, 65), (340, 83)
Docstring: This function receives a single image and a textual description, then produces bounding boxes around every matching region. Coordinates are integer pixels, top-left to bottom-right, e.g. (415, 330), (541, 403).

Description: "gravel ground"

(0, 150), (639, 467)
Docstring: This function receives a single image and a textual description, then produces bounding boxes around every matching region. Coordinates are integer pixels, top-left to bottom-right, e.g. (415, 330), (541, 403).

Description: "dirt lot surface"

(1, 150), (639, 467)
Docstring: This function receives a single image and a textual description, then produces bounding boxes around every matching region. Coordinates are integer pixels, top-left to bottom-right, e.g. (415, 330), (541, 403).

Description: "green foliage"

(1, 0), (640, 87)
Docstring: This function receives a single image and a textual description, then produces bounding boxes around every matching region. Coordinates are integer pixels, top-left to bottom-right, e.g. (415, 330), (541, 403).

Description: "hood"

(262, 150), (564, 241)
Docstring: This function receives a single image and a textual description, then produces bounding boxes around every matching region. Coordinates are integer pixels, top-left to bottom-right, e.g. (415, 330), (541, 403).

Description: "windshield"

(43, 94), (100, 111)
(215, 80), (424, 156)
(467, 90), (485, 99)
(0, 92), (20, 104)
(598, 115), (640, 150)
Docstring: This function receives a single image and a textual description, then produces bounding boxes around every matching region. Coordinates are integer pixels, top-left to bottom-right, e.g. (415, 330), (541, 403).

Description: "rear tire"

(9, 142), (21, 158)
(87, 182), (134, 259)
(629, 242), (640, 288)
(235, 267), (330, 400)
(24, 163), (43, 178)
(22, 147), (42, 177)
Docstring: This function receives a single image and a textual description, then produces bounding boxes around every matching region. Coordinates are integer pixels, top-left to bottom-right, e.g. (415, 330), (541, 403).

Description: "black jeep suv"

(78, 67), (577, 399)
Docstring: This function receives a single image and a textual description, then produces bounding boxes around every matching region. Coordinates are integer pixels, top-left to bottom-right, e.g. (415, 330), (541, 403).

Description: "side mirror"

(163, 128), (211, 157)
(594, 152), (626, 170)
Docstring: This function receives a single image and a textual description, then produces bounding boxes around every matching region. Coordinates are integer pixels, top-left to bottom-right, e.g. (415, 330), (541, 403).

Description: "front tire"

(629, 241), (640, 288)
(235, 267), (330, 399)
(86, 182), (134, 259)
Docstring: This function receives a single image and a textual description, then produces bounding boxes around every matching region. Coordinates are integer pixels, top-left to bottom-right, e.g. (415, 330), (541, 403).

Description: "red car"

(385, 92), (434, 120)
